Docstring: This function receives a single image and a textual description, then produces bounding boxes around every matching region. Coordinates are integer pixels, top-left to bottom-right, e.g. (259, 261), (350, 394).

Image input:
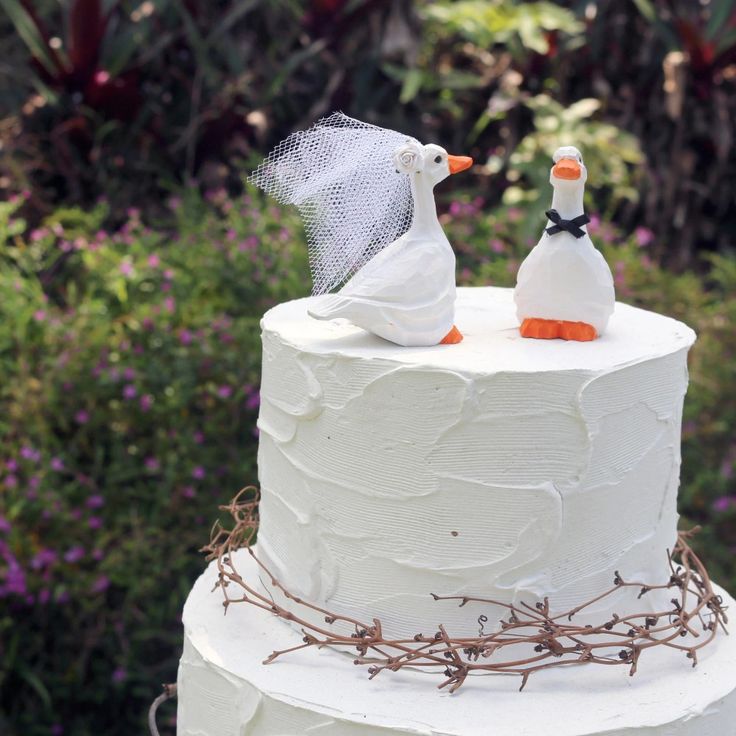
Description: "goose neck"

(408, 174), (442, 236)
(550, 184), (585, 221)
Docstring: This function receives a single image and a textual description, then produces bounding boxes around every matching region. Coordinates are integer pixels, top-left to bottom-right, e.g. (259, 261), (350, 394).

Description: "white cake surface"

(256, 287), (697, 637)
(177, 550), (736, 736)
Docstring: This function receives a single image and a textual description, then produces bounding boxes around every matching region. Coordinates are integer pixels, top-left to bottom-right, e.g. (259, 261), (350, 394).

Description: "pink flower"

(193, 431), (204, 444)
(144, 457), (160, 471)
(123, 384), (137, 400)
(634, 226), (654, 247)
(490, 239), (505, 254)
(192, 466), (206, 480)
(179, 329), (193, 345)
(164, 296), (176, 313)
(140, 394), (154, 411)
(5, 475), (18, 489)
(147, 254), (160, 268)
(587, 214), (601, 233)
(217, 385), (232, 399)
(163, 268), (174, 280)
(86, 494), (104, 508)
(120, 261), (134, 277)
(33, 309), (46, 322)
(167, 195), (182, 211)
(50, 457), (65, 472)
(5, 459), (17, 472)
(75, 410), (90, 424)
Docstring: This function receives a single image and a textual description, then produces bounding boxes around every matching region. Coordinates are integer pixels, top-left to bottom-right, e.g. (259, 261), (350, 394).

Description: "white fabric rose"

(392, 140), (425, 174)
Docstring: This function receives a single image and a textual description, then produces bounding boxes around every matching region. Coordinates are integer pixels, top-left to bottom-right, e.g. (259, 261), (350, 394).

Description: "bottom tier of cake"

(177, 549), (736, 736)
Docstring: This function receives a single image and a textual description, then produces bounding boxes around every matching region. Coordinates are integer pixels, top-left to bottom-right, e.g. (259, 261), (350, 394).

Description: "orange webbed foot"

(520, 318), (561, 340)
(559, 321), (597, 342)
(440, 325), (463, 344)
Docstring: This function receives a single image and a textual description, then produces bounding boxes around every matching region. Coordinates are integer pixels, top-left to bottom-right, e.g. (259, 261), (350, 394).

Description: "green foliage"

(423, 0), (584, 55)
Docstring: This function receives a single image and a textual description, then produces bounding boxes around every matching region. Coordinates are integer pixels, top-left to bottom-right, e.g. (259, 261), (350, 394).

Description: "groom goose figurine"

(514, 146), (615, 341)
(308, 140), (472, 346)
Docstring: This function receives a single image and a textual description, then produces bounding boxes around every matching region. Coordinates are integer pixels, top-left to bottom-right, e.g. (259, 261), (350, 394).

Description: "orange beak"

(447, 155), (473, 175)
(552, 158), (581, 180)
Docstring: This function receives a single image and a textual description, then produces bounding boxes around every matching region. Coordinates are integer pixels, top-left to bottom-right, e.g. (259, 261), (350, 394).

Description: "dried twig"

(202, 488), (728, 693)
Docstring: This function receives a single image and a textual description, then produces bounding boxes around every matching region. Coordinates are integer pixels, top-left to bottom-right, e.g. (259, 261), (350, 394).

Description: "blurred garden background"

(1, 0), (735, 733)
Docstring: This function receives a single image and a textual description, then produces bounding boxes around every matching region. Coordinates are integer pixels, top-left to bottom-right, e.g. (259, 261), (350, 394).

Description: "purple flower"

(181, 485), (196, 499)
(144, 456), (160, 471)
(64, 546), (85, 563)
(0, 516), (10, 534)
(4, 475), (17, 489)
(112, 666), (127, 683)
(91, 575), (110, 594)
(123, 367), (136, 381)
(75, 410), (90, 424)
(140, 394), (154, 411)
(192, 466), (206, 480)
(245, 390), (260, 410)
(5, 459), (18, 472)
(4, 558), (27, 595)
(51, 724), (64, 736)
(31, 549), (57, 569)
(178, 329), (193, 345)
(88, 516), (102, 530)
(713, 496), (732, 512)
(86, 494), (105, 509)
(123, 384), (137, 400)
(217, 385), (232, 399)
(38, 588), (51, 605)
(50, 457), (65, 472)
(193, 430), (204, 444)
(163, 268), (174, 280)
(92, 548), (104, 561)
(21, 446), (41, 462)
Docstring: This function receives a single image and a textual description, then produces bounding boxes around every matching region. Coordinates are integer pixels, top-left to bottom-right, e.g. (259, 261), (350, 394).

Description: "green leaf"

(399, 67), (423, 103)
(706, 0), (736, 41)
(0, 0), (60, 75)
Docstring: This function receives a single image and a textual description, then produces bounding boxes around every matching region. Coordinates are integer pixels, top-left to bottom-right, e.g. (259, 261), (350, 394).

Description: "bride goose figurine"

(249, 113), (472, 347)
(514, 146), (615, 341)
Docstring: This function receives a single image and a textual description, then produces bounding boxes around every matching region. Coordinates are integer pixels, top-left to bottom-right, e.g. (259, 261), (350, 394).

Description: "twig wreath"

(203, 487), (729, 694)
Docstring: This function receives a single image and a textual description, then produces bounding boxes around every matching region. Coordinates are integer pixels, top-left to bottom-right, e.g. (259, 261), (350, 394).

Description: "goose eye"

(434, 155), (442, 164)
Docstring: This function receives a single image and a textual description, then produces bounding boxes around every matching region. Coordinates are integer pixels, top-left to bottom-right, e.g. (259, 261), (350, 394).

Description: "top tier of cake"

(255, 287), (696, 638)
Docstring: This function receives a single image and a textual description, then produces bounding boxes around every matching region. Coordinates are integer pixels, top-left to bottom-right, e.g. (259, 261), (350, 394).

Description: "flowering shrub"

(0, 189), (308, 735)
(0, 188), (734, 735)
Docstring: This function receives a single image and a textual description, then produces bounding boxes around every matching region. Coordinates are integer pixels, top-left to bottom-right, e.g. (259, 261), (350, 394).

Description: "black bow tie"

(545, 209), (590, 239)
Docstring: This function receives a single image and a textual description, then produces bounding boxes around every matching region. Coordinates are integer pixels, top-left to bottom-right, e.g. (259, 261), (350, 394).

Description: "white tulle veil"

(249, 112), (416, 295)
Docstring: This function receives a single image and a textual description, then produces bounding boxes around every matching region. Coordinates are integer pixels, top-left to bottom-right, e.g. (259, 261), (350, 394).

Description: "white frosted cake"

(177, 287), (736, 735)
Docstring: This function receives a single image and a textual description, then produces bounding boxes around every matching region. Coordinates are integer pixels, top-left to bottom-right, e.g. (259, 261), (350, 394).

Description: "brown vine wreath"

(203, 487), (729, 694)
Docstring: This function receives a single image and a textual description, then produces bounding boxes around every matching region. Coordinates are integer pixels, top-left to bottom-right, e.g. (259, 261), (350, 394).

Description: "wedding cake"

(174, 115), (736, 735)
(176, 287), (736, 735)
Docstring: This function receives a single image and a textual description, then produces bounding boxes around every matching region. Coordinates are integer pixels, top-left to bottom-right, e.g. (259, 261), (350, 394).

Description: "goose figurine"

(308, 140), (472, 346)
(249, 113), (472, 347)
(514, 146), (615, 341)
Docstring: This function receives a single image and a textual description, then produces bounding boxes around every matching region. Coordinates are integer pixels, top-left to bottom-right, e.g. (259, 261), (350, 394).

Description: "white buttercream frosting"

(255, 287), (696, 638)
(177, 551), (736, 736)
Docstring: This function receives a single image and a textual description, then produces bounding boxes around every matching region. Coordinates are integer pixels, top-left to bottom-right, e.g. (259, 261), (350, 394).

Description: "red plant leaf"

(68, 0), (107, 87)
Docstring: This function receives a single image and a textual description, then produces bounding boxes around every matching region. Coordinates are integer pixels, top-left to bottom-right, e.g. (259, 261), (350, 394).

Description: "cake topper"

(249, 113), (472, 347)
(514, 146), (615, 341)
